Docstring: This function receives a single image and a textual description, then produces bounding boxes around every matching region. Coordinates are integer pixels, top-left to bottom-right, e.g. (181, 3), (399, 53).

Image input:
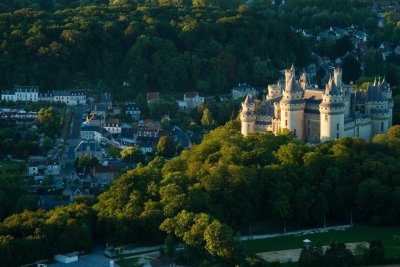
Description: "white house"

(103, 118), (122, 134)
(1, 90), (16, 101)
(28, 156), (61, 176)
(126, 103), (141, 119)
(80, 125), (104, 140)
(52, 90), (86, 105)
(54, 253), (78, 264)
(1, 86), (39, 102)
(178, 92), (204, 109)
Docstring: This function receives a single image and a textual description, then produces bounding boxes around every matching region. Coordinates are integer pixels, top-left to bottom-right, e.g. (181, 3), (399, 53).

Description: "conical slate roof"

(243, 94), (254, 105)
(366, 84), (384, 102)
(285, 75), (301, 93)
(325, 77), (341, 96)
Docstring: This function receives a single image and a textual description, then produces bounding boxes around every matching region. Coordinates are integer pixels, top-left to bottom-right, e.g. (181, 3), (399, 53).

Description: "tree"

(342, 55), (361, 84)
(368, 240), (384, 264)
(299, 243), (324, 267)
(106, 146), (120, 160)
(324, 242), (354, 267)
(203, 220), (238, 261)
(121, 146), (145, 163)
(201, 108), (215, 127)
(37, 107), (62, 138)
(157, 136), (176, 158)
(42, 137), (54, 155)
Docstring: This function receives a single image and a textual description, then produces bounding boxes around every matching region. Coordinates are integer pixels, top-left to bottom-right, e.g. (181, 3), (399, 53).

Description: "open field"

(256, 242), (367, 263)
(242, 226), (400, 260)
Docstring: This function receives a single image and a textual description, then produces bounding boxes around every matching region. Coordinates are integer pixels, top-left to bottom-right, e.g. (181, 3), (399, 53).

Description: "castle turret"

(366, 83), (390, 136)
(285, 64), (295, 87)
(240, 94), (256, 136)
(333, 67), (343, 90)
(300, 72), (309, 90)
(319, 77), (346, 142)
(280, 70), (305, 140)
(267, 80), (283, 100)
(379, 78), (393, 127)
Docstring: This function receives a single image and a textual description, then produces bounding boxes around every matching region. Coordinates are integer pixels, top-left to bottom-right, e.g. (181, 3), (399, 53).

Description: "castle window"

(336, 133), (340, 139)
(285, 120), (287, 126)
(308, 128), (311, 134)
(308, 120), (310, 125)
(293, 129), (297, 137)
(381, 122), (384, 132)
(337, 123), (339, 130)
(325, 115), (328, 121)
(285, 111), (288, 117)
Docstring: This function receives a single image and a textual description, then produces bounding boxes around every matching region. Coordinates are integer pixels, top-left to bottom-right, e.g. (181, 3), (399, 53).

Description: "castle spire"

(325, 76), (340, 96)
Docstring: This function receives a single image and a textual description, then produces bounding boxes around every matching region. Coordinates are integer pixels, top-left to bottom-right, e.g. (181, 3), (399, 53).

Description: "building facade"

(1, 86), (39, 102)
(2, 87), (86, 105)
(240, 66), (393, 143)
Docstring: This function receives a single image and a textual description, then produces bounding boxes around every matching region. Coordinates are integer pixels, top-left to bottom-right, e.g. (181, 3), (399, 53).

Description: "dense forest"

(0, 3), (308, 100)
(3, 123), (400, 266)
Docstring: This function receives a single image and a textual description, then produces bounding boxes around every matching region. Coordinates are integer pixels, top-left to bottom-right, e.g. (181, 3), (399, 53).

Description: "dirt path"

(256, 242), (368, 263)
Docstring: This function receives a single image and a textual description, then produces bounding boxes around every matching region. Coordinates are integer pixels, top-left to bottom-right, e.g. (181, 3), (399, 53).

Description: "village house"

(28, 156), (61, 177)
(1, 86), (39, 102)
(103, 118), (122, 134)
(74, 140), (103, 160)
(93, 166), (119, 184)
(177, 92), (204, 109)
(232, 83), (258, 100)
(126, 103), (141, 119)
(147, 92), (160, 104)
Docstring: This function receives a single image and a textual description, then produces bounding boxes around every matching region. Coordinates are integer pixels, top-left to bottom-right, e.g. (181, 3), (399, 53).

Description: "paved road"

(60, 106), (87, 181)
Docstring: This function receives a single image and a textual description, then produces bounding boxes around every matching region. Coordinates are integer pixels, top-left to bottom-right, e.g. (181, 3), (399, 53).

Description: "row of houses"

(296, 25), (368, 42)
(1, 86), (86, 105)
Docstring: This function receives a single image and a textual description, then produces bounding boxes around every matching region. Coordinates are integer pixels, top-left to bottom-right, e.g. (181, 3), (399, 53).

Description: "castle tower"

(280, 70), (305, 140)
(267, 80), (283, 100)
(285, 64), (295, 87)
(240, 94), (256, 137)
(319, 77), (346, 142)
(379, 78), (393, 127)
(366, 83), (390, 135)
(300, 72), (307, 90)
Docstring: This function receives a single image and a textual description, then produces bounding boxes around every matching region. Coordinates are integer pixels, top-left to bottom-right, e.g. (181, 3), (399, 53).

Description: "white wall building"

(178, 92), (204, 109)
(2, 86), (39, 102)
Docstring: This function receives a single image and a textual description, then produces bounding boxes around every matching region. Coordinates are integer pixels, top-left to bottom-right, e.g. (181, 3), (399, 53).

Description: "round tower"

(379, 78), (393, 127)
(366, 82), (390, 136)
(319, 77), (345, 142)
(240, 94), (256, 137)
(280, 72), (305, 140)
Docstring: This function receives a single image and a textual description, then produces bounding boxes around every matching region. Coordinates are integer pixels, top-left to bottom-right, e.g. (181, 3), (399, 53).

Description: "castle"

(240, 66), (393, 143)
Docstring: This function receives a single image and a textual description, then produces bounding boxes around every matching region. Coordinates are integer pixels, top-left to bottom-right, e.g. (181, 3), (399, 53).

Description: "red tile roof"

(147, 92), (160, 101)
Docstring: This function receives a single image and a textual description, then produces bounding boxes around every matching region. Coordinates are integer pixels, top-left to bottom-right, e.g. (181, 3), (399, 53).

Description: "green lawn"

(0, 160), (26, 174)
(115, 257), (140, 267)
(242, 226), (400, 259)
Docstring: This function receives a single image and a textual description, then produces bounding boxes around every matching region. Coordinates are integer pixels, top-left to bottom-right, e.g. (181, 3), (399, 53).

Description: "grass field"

(242, 226), (400, 259)
(0, 160), (26, 174)
(115, 257), (140, 267)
